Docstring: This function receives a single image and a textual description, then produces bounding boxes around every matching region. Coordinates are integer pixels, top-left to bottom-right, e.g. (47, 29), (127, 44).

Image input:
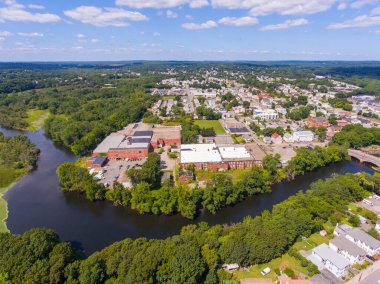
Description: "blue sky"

(1, 0), (380, 61)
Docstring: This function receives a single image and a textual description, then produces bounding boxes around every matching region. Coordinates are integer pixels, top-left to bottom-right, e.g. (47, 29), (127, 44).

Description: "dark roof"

(130, 137), (151, 143)
(133, 130), (153, 137)
(229, 127), (249, 133)
(93, 156), (107, 165)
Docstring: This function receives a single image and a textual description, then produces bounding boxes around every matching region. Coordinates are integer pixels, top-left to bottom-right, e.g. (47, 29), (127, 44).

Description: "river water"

(1, 126), (374, 255)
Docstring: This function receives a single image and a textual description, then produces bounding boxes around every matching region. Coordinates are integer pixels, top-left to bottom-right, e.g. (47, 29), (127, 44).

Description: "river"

(1, 126), (374, 255)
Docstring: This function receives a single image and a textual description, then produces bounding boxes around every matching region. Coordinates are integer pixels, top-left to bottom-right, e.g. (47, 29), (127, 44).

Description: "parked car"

(260, 267), (270, 276)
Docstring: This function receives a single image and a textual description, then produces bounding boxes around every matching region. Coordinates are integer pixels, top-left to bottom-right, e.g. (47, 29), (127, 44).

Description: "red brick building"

(308, 117), (329, 128)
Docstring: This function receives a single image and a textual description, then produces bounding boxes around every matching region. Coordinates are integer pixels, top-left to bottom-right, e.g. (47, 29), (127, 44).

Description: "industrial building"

(93, 123), (181, 160)
(180, 144), (255, 170)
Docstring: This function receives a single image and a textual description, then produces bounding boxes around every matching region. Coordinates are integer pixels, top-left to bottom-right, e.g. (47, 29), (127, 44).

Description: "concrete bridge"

(348, 149), (380, 167)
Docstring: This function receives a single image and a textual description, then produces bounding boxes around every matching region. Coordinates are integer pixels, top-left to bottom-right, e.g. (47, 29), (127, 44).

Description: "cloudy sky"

(1, 0), (380, 61)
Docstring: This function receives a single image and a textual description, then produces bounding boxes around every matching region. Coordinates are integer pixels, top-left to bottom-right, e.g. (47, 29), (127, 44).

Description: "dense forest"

(57, 145), (348, 219)
(0, 132), (40, 189)
(332, 124), (380, 148)
(1, 171), (379, 283)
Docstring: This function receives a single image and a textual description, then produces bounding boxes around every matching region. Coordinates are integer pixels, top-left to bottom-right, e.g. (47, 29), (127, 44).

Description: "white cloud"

(166, 10), (178, 18)
(211, 0), (336, 16)
(64, 6), (149, 27)
(28, 4), (45, 10)
(328, 7), (380, 28)
(0, 31), (12, 37)
(18, 32), (44, 37)
(182, 20), (217, 30)
(0, 0), (60, 23)
(218, 16), (258, 26)
(261, 18), (309, 30)
(76, 33), (86, 38)
(350, 0), (378, 9)
(91, 38), (99, 43)
(185, 14), (193, 19)
(115, 0), (209, 9)
(153, 32), (161, 36)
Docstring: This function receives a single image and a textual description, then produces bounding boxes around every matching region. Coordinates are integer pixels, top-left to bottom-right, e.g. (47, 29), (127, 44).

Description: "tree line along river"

(0, 125), (374, 255)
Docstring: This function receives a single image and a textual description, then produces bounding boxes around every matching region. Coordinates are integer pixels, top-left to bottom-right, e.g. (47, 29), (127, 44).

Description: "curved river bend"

(1, 126), (374, 255)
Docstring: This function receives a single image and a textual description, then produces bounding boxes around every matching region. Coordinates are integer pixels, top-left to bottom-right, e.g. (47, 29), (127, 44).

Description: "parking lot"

(98, 158), (146, 187)
(358, 195), (380, 216)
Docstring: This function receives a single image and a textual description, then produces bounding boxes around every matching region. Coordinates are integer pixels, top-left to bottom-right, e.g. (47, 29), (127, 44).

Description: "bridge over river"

(348, 149), (380, 167)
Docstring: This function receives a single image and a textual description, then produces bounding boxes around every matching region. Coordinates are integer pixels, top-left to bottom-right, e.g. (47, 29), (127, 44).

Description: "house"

(308, 243), (350, 278)
(271, 133), (282, 144)
(292, 131), (314, 142)
(254, 108), (278, 120)
(308, 117), (329, 128)
(334, 223), (353, 237)
(345, 228), (380, 256)
(329, 236), (367, 264)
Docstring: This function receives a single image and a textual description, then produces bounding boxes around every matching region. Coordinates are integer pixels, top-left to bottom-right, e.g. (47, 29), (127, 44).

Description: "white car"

(260, 267), (271, 276)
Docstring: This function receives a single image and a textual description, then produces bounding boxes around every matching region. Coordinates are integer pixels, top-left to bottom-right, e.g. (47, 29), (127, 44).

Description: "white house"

(329, 236), (367, 265)
(334, 224), (353, 237)
(254, 108), (279, 120)
(292, 131), (314, 142)
(375, 221), (380, 234)
(345, 228), (380, 256)
(308, 243), (350, 278)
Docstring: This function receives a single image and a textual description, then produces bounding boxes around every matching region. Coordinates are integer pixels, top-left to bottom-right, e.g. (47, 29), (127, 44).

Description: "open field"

(292, 232), (330, 251)
(25, 109), (50, 132)
(162, 95), (176, 100)
(234, 253), (308, 281)
(194, 120), (226, 134)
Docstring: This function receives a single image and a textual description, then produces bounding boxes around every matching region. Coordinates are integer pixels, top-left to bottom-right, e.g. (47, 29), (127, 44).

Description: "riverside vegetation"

(57, 145), (348, 219)
(0, 132), (40, 232)
(1, 172), (380, 283)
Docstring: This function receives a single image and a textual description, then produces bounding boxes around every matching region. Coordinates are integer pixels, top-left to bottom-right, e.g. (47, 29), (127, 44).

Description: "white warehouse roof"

(219, 146), (251, 159)
(93, 134), (125, 153)
(180, 144), (222, 164)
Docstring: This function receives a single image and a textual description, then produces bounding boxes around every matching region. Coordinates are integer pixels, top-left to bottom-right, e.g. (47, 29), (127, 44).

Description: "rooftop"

(93, 134), (125, 153)
(347, 228), (380, 250)
(330, 236), (366, 257)
(313, 243), (350, 270)
(219, 145), (252, 160)
(180, 144), (222, 164)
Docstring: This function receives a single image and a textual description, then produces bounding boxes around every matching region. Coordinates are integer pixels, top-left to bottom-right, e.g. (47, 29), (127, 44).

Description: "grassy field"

(234, 253), (308, 281)
(25, 109), (50, 132)
(292, 232), (330, 251)
(162, 95), (177, 100)
(194, 120), (226, 134)
(0, 165), (26, 233)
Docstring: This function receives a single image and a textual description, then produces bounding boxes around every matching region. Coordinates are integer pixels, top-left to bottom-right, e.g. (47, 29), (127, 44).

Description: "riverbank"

(0, 183), (17, 233)
(0, 166), (26, 232)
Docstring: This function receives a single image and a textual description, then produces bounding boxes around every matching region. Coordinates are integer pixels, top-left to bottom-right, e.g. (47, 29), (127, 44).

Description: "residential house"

(345, 228), (380, 256)
(292, 131), (314, 142)
(329, 236), (367, 264)
(308, 243), (350, 278)
(271, 133), (282, 144)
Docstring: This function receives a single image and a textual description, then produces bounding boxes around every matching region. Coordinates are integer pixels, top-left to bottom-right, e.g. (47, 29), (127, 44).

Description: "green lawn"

(25, 109), (50, 132)
(234, 253), (308, 281)
(196, 168), (251, 183)
(292, 232), (330, 251)
(194, 120), (226, 134)
(162, 95), (177, 100)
